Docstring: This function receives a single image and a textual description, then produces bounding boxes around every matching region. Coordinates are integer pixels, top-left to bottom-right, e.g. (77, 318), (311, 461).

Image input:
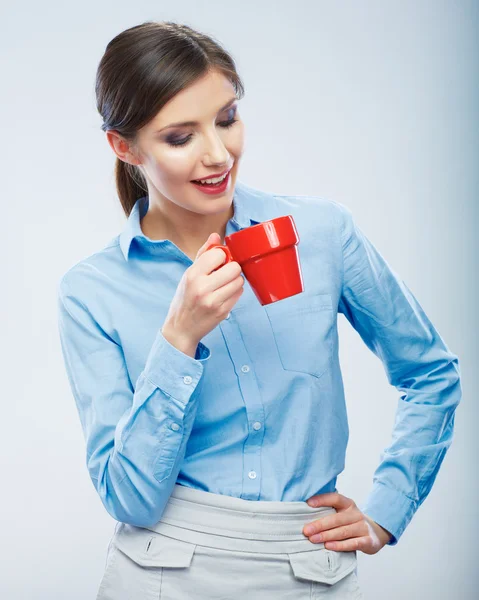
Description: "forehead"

(147, 70), (236, 131)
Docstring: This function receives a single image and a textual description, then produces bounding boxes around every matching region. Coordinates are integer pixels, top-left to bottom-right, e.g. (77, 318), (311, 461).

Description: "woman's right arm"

(57, 276), (210, 527)
(56, 234), (244, 527)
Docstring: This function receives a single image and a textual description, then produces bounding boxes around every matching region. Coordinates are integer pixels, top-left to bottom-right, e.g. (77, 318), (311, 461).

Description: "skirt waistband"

(144, 484), (336, 554)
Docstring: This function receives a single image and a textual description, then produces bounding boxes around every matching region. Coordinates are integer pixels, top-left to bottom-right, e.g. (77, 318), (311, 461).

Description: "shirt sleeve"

(57, 277), (211, 527)
(335, 202), (462, 546)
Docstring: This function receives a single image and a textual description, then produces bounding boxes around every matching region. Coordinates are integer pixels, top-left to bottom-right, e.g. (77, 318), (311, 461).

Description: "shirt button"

(170, 423), (180, 431)
(253, 422), (262, 430)
(183, 376), (193, 385)
(241, 365), (250, 373)
(248, 471), (257, 479)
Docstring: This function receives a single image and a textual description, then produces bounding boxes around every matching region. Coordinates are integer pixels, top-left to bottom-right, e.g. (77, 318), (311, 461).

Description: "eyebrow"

(157, 97), (238, 132)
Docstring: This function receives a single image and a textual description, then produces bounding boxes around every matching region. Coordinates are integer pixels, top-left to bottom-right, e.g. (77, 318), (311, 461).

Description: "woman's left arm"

(304, 202), (462, 551)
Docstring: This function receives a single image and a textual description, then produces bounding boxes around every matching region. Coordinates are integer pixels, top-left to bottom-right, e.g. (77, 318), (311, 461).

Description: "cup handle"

(207, 244), (234, 271)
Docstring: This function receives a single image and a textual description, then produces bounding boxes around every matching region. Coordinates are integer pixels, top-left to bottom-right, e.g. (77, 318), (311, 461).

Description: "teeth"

(196, 171), (228, 185)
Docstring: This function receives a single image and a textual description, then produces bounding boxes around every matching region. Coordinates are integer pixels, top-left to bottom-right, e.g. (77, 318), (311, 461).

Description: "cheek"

(228, 122), (245, 157)
(151, 149), (196, 181)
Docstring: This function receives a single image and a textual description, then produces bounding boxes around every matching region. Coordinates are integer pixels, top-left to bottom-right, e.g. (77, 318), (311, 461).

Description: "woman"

(57, 21), (462, 599)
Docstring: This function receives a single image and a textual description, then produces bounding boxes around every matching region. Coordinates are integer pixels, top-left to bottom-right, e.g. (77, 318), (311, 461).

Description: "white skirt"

(96, 483), (364, 599)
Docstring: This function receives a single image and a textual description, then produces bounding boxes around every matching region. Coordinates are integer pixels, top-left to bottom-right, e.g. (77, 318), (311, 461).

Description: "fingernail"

(304, 525), (314, 535)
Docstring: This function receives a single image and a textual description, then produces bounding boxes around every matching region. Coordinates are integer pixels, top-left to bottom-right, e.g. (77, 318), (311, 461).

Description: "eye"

(166, 135), (192, 148)
(166, 107), (239, 148)
(218, 106), (238, 129)
(218, 117), (238, 130)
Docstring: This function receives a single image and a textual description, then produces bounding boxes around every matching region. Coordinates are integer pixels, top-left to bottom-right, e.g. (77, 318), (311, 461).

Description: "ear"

(105, 130), (142, 166)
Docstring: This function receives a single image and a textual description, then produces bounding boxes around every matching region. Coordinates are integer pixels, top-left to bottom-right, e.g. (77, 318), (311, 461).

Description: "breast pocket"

(264, 292), (335, 379)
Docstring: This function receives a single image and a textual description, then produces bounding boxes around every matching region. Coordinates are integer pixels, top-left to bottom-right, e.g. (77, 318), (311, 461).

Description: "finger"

(303, 509), (362, 536)
(209, 274), (244, 305)
(206, 261), (243, 291)
(308, 522), (368, 545)
(194, 246), (231, 276)
(195, 233), (221, 260)
(306, 492), (351, 510)
(323, 536), (370, 553)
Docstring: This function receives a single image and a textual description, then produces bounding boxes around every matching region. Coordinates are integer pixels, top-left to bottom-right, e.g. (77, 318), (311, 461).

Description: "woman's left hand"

(302, 492), (393, 555)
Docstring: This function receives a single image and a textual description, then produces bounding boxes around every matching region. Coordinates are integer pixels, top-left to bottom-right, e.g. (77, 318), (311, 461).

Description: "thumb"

(195, 232), (222, 260)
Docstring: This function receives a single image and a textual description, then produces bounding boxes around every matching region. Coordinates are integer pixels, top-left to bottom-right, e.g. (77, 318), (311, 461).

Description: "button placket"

(216, 308), (263, 498)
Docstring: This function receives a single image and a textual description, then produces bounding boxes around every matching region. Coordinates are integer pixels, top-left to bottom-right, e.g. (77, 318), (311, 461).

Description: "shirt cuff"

(143, 328), (211, 405)
(359, 481), (417, 546)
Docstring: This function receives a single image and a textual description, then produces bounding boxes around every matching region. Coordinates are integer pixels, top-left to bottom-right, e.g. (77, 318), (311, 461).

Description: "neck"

(140, 191), (235, 259)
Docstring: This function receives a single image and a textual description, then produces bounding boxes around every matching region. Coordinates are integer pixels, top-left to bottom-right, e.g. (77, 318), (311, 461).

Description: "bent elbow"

(92, 469), (169, 528)
(102, 495), (167, 528)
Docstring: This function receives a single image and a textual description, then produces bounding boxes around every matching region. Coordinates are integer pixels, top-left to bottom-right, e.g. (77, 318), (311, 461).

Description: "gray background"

(2, 0), (477, 598)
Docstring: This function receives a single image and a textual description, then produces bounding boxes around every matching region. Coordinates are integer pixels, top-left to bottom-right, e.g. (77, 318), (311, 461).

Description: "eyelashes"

(166, 108), (239, 148)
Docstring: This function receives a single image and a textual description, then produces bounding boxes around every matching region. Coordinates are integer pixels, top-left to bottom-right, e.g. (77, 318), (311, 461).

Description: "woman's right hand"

(161, 233), (244, 356)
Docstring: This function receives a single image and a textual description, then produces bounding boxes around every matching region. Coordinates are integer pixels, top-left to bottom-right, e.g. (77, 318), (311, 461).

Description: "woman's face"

(126, 69), (245, 218)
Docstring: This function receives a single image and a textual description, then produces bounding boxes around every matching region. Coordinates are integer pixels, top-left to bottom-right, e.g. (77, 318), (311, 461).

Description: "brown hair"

(95, 21), (245, 217)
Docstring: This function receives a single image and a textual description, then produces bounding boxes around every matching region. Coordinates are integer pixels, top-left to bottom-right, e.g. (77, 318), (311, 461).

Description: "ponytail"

(115, 158), (148, 217)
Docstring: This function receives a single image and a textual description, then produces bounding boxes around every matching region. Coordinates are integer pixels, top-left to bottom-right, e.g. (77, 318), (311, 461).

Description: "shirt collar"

(119, 179), (270, 262)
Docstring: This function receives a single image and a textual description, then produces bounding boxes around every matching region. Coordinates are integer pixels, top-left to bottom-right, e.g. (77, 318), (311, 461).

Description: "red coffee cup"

(207, 215), (304, 305)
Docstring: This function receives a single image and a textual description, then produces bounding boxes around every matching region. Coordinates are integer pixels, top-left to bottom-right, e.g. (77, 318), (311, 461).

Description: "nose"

(202, 128), (230, 166)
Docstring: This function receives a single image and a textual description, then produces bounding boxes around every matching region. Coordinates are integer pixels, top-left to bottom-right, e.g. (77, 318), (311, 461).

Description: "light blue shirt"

(57, 180), (462, 546)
